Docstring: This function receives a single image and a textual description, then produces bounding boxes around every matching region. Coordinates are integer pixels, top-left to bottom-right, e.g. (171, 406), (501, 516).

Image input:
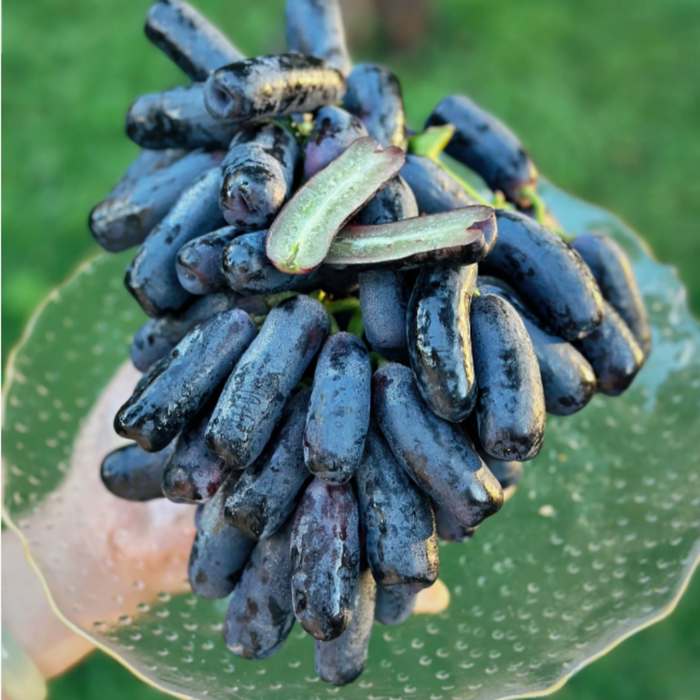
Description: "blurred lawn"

(3, 0), (700, 698)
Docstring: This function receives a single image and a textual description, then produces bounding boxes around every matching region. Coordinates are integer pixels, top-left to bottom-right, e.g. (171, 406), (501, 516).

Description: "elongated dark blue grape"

(314, 567), (376, 686)
(304, 333), (371, 484)
(478, 276), (596, 416)
(304, 106), (367, 178)
(224, 390), (311, 539)
(130, 290), (267, 372)
(481, 454), (523, 489)
(356, 424), (438, 592)
(575, 300), (644, 396)
(407, 264), (478, 422)
(90, 148), (219, 252)
(373, 363), (503, 529)
(291, 479), (360, 641)
(222, 230), (358, 296)
(115, 309), (257, 451)
(177, 226), (238, 295)
(189, 478), (255, 599)
(101, 441), (175, 501)
(205, 54), (346, 121)
(220, 122), (298, 231)
(426, 94), (538, 205)
(145, 0), (244, 81)
(571, 232), (651, 357)
(480, 210), (605, 341)
(343, 64), (406, 149)
(223, 519), (295, 659)
(126, 85), (239, 150)
(162, 400), (230, 503)
(433, 501), (477, 543)
(471, 293), (546, 461)
(126, 167), (226, 316)
(399, 154), (480, 214)
(285, 0), (351, 76)
(374, 588), (416, 626)
(207, 295), (328, 468)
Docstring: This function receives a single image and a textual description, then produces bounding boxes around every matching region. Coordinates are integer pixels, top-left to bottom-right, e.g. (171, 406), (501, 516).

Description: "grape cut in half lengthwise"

(265, 137), (405, 273)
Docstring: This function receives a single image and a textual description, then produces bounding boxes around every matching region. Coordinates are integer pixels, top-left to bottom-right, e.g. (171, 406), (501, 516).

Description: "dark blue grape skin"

(189, 477), (255, 600)
(575, 300), (644, 396)
(126, 166), (226, 317)
(426, 94), (538, 206)
(342, 64), (406, 149)
(432, 501), (477, 543)
(285, 0), (351, 76)
(161, 400), (231, 504)
(407, 264), (478, 422)
(571, 232), (651, 357)
(478, 276), (596, 416)
(145, 0), (244, 82)
(480, 209), (605, 342)
(206, 295), (329, 469)
(204, 53), (346, 122)
(374, 587), (416, 626)
(314, 567), (376, 686)
(220, 122), (299, 231)
(126, 85), (240, 150)
(176, 226), (239, 295)
(373, 363), (503, 530)
(482, 454), (523, 490)
(399, 153), (480, 214)
(130, 290), (267, 372)
(470, 293), (546, 461)
(222, 518), (295, 659)
(100, 441), (175, 501)
(304, 333), (371, 485)
(304, 106), (368, 179)
(356, 424), (439, 593)
(291, 479), (360, 641)
(221, 230), (359, 296)
(115, 309), (257, 452)
(224, 390), (311, 539)
(89, 148), (219, 253)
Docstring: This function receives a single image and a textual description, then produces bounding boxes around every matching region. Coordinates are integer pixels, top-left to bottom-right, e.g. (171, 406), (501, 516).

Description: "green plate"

(3, 183), (700, 700)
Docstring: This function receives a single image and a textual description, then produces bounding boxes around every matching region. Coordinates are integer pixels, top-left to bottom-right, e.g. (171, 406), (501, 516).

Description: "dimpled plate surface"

(3, 182), (700, 700)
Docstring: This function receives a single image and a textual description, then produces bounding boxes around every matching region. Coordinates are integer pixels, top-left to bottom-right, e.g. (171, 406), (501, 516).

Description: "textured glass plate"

(3, 182), (700, 700)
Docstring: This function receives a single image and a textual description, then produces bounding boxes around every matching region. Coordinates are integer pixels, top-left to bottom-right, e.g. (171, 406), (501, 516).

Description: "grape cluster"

(95, 0), (651, 686)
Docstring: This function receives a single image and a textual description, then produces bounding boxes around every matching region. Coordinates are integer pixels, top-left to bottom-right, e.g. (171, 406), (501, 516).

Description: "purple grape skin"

(224, 390), (311, 540)
(115, 308), (257, 452)
(161, 400), (231, 504)
(285, 0), (352, 76)
(126, 84), (240, 150)
(290, 479), (360, 641)
(304, 106), (368, 179)
(426, 94), (538, 206)
(189, 476), (255, 600)
(373, 363), (503, 530)
(206, 295), (328, 469)
(89, 148), (217, 253)
(101, 441), (175, 501)
(433, 501), (477, 543)
(222, 518), (295, 659)
(470, 293), (546, 461)
(176, 226), (239, 295)
(480, 209), (605, 342)
(575, 300), (644, 396)
(314, 567), (376, 686)
(130, 290), (267, 372)
(219, 122), (298, 231)
(342, 64), (407, 149)
(356, 423), (439, 593)
(303, 333), (371, 485)
(145, 0), (244, 82)
(571, 232), (651, 357)
(374, 587), (417, 626)
(126, 166), (226, 317)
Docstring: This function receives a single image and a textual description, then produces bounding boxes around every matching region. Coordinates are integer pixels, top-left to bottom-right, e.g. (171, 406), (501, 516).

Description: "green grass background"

(3, 0), (700, 698)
